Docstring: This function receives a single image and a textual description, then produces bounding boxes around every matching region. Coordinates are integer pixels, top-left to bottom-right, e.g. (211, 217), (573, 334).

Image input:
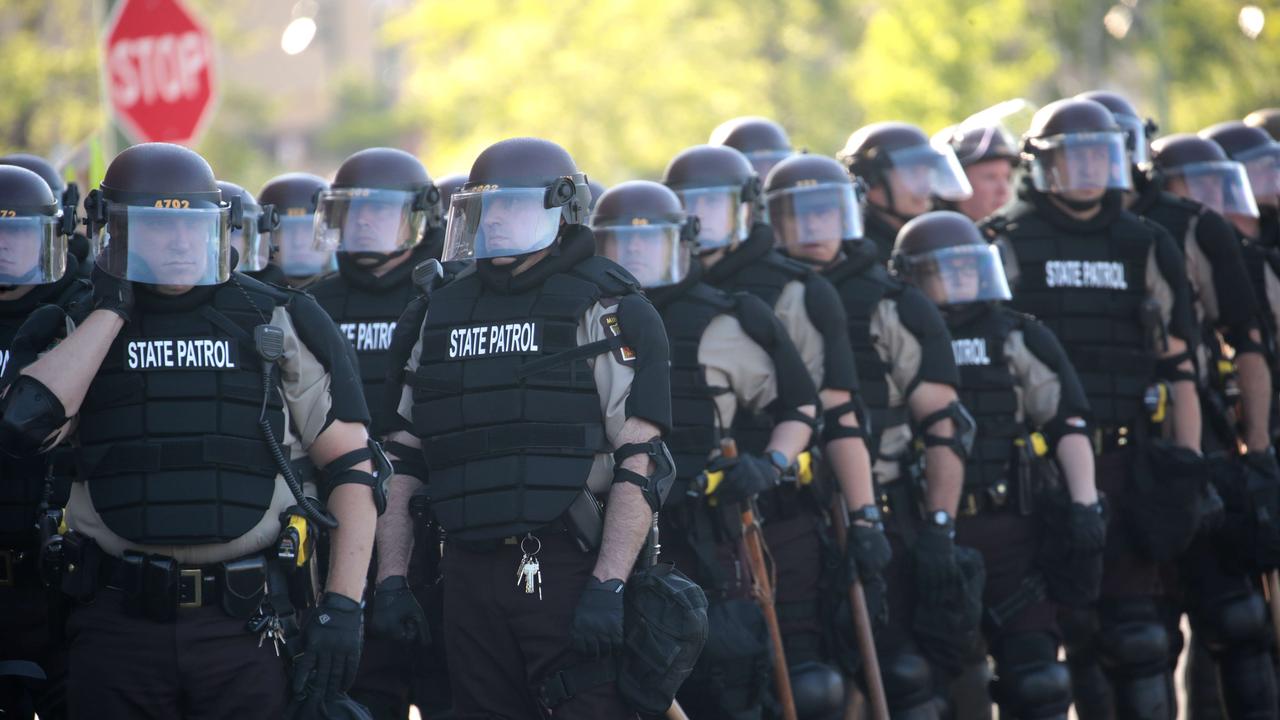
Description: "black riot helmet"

(218, 181), (278, 273)
(935, 123), (1019, 168)
(434, 173), (468, 215)
(259, 172), (335, 280)
(1022, 99), (1132, 202)
(837, 122), (972, 220)
(0, 165), (75, 285)
(764, 154), (864, 252)
(1151, 134), (1259, 219)
(591, 180), (698, 288)
(891, 210), (1011, 308)
(1200, 121), (1280, 207)
(315, 147), (443, 265)
(84, 143), (238, 287)
(709, 116), (794, 178)
(441, 137), (590, 263)
(1, 153), (82, 229)
(662, 144), (758, 253)
(1076, 90), (1158, 167)
(1245, 109), (1280, 141)
(587, 179), (607, 213)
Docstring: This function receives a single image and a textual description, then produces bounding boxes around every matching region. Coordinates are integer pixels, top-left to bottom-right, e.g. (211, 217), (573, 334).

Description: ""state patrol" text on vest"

(952, 337), (992, 366)
(125, 338), (239, 370)
(341, 321), (396, 352)
(1044, 260), (1127, 290)
(447, 321), (542, 359)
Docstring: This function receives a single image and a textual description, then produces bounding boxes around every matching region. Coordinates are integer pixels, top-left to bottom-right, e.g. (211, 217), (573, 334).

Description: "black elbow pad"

(0, 375), (67, 457)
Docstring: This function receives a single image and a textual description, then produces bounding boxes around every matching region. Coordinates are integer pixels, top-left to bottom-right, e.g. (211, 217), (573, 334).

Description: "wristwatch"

(850, 504), (883, 529)
(928, 509), (955, 537)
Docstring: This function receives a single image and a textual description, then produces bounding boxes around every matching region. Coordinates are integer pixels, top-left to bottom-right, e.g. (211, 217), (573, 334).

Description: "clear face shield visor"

(897, 244), (1012, 307)
(274, 214), (335, 278)
(766, 182), (863, 251)
(314, 187), (427, 256)
(885, 143), (974, 202)
(1165, 161), (1260, 219)
(1235, 143), (1280, 204)
(674, 186), (751, 252)
(1027, 132), (1133, 195)
(441, 187), (564, 262)
(229, 209), (271, 272)
(594, 223), (692, 288)
(0, 213), (68, 285)
(95, 202), (231, 286)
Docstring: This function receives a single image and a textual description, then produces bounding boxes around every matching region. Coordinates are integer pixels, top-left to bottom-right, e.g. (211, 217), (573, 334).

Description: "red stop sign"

(102, 0), (216, 145)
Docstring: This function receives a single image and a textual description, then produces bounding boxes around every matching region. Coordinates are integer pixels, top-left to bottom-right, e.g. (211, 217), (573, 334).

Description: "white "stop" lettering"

(109, 31), (208, 108)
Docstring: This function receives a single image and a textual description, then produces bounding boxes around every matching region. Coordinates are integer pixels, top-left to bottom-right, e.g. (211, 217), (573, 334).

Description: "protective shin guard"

(947, 659), (994, 720)
(1185, 639), (1226, 720)
(1216, 650), (1278, 720)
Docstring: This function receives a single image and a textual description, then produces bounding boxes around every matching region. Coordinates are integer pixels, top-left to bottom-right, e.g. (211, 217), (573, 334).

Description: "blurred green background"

(5, 0), (1278, 192)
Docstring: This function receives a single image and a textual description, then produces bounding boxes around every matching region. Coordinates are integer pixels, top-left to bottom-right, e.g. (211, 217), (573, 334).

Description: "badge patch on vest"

(340, 321), (396, 353)
(445, 321), (542, 359)
(1044, 260), (1128, 290)
(600, 313), (636, 365)
(952, 337), (992, 366)
(125, 338), (239, 370)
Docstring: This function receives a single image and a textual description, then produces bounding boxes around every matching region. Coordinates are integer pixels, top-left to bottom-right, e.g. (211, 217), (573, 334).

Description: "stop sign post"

(102, 0), (217, 146)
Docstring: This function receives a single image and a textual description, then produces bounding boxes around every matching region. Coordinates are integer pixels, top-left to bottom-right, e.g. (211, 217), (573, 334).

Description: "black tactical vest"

(0, 259), (90, 546)
(824, 243), (904, 458)
(75, 277), (288, 545)
(409, 255), (642, 542)
(862, 209), (901, 266)
(311, 245), (434, 436)
(947, 306), (1024, 490)
(996, 197), (1154, 428)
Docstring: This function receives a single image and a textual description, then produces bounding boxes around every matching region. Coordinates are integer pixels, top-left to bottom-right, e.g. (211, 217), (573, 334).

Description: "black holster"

(58, 531), (102, 603)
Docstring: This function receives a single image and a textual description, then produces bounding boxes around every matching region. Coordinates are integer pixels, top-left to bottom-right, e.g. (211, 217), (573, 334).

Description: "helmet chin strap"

(1054, 193), (1105, 211)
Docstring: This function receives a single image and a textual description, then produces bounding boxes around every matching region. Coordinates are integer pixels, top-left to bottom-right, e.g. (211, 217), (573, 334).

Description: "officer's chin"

(489, 256), (517, 266)
(150, 283), (197, 296)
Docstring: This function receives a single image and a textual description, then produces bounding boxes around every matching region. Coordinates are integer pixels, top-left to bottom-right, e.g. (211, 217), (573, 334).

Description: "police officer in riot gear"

(766, 152), (974, 718)
(710, 116), (795, 179)
(309, 147), (446, 720)
(984, 98), (1202, 720)
(593, 179), (823, 719)
(1246, 109), (1280, 141)
(0, 164), (90, 720)
(838, 122), (973, 263)
(1144, 132), (1280, 720)
(384, 137), (674, 719)
(259, 172), (337, 288)
(0, 154), (92, 277)
(664, 144), (883, 717)
(217, 181), (281, 283)
(895, 210), (1100, 720)
(935, 121), (1020, 223)
(0, 143), (381, 719)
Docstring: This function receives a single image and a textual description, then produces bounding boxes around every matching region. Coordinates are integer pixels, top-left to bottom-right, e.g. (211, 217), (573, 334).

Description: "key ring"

(520, 533), (541, 556)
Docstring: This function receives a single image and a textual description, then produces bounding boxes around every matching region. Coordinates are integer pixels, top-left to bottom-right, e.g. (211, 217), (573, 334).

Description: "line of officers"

(0, 96), (1278, 720)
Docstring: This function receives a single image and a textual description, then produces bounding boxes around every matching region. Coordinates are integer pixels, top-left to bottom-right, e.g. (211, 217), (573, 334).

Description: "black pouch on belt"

(143, 556), (178, 622)
(221, 556), (268, 620)
(119, 550), (147, 615)
(59, 531), (102, 603)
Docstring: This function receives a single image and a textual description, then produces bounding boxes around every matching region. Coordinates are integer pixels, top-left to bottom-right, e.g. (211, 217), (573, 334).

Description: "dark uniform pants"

(0, 582), (67, 720)
(441, 532), (635, 720)
(762, 509), (827, 667)
(66, 588), (287, 719)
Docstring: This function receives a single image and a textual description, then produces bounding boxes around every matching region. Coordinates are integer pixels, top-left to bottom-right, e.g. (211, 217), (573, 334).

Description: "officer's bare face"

(0, 223), (41, 280)
(131, 212), (210, 285)
(614, 230), (674, 286)
(887, 164), (934, 217)
(1053, 145), (1111, 202)
(482, 195), (546, 253)
(345, 199), (406, 252)
(957, 160), (1013, 222)
(689, 193), (733, 243)
(281, 220), (328, 268)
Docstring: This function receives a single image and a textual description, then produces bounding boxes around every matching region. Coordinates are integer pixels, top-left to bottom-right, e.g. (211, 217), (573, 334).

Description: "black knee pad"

(991, 632), (1071, 719)
(881, 651), (936, 713)
(789, 661), (845, 720)
(1197, 591), (1268, 655)
(1097, 622), (1169, 678)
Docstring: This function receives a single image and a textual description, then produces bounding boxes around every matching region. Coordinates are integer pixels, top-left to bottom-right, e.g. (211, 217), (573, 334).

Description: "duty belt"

(1093, 426), (1135, 455)
(957, 481), (1014, 517)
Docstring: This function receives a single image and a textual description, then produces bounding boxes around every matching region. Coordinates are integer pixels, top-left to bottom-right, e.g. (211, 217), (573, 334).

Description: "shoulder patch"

(599, 312), (636, 365)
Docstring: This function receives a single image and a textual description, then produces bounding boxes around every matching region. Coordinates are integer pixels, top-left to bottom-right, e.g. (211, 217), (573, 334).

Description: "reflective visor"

(0, 215), (67, 284)
(594, 224), (690, 288)
(1166, 161), (1260, 219)
(275, 215), (335, 278)
(1113, 115), (1151, 166)
(230, 210), (270, 272)
(96, 204), (230, 286)
(314, 188), (426, 255)
(1235, 143), (1280, 201)
(898, 244), (1011, 307)
(767, 183), (863, 247)
(885, 143), (974, 201)
(674, 186), (750, 251)
(1029, 132), (1132, 194)
(442, 187), (561, 262)
(744, 150), (792, 179)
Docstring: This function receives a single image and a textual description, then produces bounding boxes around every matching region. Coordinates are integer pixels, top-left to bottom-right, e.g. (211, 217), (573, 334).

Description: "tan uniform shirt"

(869, 298), (925, 482)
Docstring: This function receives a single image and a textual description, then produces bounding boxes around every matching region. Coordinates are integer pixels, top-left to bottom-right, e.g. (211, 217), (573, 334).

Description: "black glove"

(1039, 501), (1105, 606)
(368, 576), (428, 646)
(911, 525), (958, 600)
(1243, 450), (1280, 570)
(291, 592), (364, 700)
(569, 577), (625, 658)
(713, 454), (781, 504)
(1068, 502), (1107, 554)
(1, 305), (68, 385)
(91, 264), (133, 322)
(843, 524), (891, 627)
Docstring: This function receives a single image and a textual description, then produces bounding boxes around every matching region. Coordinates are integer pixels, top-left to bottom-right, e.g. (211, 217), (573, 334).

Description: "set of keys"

(516, 533), (543, 600)
(247, 609), (287, 656)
